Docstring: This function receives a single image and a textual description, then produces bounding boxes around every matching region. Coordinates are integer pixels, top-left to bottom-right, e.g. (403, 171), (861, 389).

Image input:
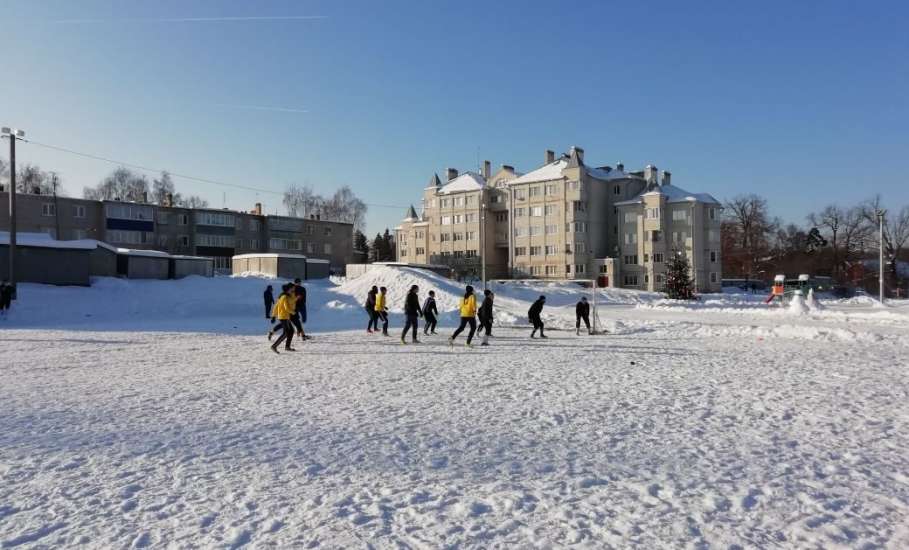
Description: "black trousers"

(402, 314), (420, 340)
(576, 314), (591, 330)
(271, 320), (294, 349)
(366, 307), (378, 331)
(451, 316), (477, 343)
(377, 311), (389, 334)
(423, 313), (437, 333)
(479, 318), (492, 335)
(530, 315), (545, 335)
(264, 301), (273, 319)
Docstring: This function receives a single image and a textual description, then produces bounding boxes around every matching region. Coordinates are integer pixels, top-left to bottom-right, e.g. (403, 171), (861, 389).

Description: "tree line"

(83, 168), (208, 208)
(723, 193), (909, 292)
(0, 157), (64, 196)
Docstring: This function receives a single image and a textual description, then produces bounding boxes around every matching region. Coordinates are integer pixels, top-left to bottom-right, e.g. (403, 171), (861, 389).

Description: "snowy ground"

(2, 269), (908, 548)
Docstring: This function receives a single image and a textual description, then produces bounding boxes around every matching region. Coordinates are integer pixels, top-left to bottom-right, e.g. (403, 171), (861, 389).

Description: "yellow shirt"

(271, 294), (294, 320)
(375, 292), (386, 312)
(459, 294), (477, 317)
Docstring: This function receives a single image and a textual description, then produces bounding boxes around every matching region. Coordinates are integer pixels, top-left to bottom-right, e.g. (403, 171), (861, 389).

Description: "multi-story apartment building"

(0, 192), (354, 273)
(396, 146), (722, 292)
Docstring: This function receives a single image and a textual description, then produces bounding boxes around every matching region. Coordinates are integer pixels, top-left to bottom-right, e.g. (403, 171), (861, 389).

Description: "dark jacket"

(422, 296), (438, 317)
(294, 286), (306, 309)
(478, 296), (494, 322)
(528, 299), (545, 319)
(264, 288), (274, 307)
(365, 290), (376, 309)
(404, 291), (422, 316)
(576, 300), (590, 318)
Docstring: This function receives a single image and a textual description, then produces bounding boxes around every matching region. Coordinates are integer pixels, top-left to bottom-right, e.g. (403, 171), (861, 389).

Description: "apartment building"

(396, 146), (722, 291)
(0, 192), (354, 273)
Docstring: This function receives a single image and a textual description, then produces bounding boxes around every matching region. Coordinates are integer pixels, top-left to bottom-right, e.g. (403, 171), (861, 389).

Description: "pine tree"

(665, 251), (694, 299)
(382, 228), (395, 261)
(353, 230), (368, 253)
(370, 234), (383, 263)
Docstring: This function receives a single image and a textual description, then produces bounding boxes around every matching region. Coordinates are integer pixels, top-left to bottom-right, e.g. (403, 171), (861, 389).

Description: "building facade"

(0, 192), (354, 274)
(396, 146), (722, 292)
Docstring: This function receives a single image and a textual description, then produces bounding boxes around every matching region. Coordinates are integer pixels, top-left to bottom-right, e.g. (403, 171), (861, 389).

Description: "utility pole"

(878, 209), (886, 304)
(50, 171), (61, 239)
(481, 200), (487, 290)
(2, 127), (25, 298)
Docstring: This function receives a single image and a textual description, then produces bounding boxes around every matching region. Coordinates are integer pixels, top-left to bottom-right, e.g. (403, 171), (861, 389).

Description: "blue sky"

(2, 0), (907, 236)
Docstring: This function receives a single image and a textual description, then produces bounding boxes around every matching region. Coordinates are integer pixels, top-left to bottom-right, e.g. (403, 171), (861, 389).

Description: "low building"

(0, 232), (94, 286)
(231, 253), (331, 280)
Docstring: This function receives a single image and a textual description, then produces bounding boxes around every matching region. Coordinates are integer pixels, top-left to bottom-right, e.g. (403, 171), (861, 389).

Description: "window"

(624, 212), (637, 224)
(568, 180), (581, 191)
(453, 232), (464, 241)
(400, 248), (408, 258)
(545, 265), (558, 275)
(656, 274), (665, 284)
(530, 265), (542, 275)
(178, 235), (189, 246)
(575, 242), (586, 253)
(708, 229), (720, 242)
(515, 246), (527, 256)
(465, 213), (477, 223)
(440, 233), (451, 242)
(573, 201), (586, 213)
(42, 203), (56, 217)
(529, 225), (542, 236)
(453, 197), (464, 207)
(514, 207), (525, 217)
(269, 238), (301, 250)
(710, 250), (718, 263)
(545, 245), (557, 255)
(195, 211), (235, 226)
(324, 243), (332, 254)
(440, 199), (450, 208)
(248, 239), (259, 250)
(73, 205), (86, 219)
(247, 219), (259, 231)
(106, 203), (153, 221)
(645, 274), (650, 284)
(624, 274), (639, 286)
(513, 227), (526, 237)
(564, 242), (572, 253)
(466, 231), (477, 241)
(710, 272), (719, 283)
(490, 194), (502, 204)
(464, 196), (475, 206)
(212, 257), (232, 271)
(531, 206), (543, 217)
(624, 233), (638, 245)
(545, 184), (558, 195)
(465, 250), (477, 258)
(672, 231), (688, 244)
(529, 186), (541, 197)
(644, 253), (649, 263)
(646, 207), (661, 219)
(653, 253), (664, 263)
(322, 226), (332, 236)
(441, 216), (452, 225)
(649, 230), (662, 242)
(614, 184), (621, 195)
(514, 189), (525, 200)
(196, 234), (235, 248)
(623, 255), (639, 265)
(570, 222), (587, 233)
(495, 212), (508, 222)
(599, 265), (608, 273)
(544, 205), (556, 216)
(709, 207), (720, 221)
(158, 235), (168, 246)
(545, 224), (558, 235)
(178, 214), (189, 225)
(108, 230), (153, 245)
(672, 209), (688, 222)
(452, 214), (463, 224)
(575, 264), (586, 274)
(307, 242), (315, 254)
(416, 247), (425, 255)
(530, 246), (541, 256)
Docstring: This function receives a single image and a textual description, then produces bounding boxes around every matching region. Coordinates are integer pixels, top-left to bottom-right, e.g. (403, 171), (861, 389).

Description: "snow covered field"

(2, 268), (908, 548)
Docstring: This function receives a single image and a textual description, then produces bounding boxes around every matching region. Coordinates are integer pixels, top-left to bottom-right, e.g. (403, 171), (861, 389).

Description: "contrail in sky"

(214, 104), (310, 114)
(44, 15), (327, 24)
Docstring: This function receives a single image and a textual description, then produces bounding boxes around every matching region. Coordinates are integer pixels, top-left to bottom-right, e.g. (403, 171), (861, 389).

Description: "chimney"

(644, 164), (658, 184)
(501, 164), (514, 172)
(446, 167), (459, 181)
(316, 213), (321, 221)
(165, 193), (173, 207)
(483, 160), (491, 179)
(661, 170), (671, 186)
(616, 162), (624, 172)
(33, 186), (41, 195)
(545, 149), (555, 164)
(141, 191), (148, 203)
(570, 146), (584, 163)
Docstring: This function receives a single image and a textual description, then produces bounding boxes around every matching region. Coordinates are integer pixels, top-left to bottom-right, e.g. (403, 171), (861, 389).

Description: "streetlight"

(877, 209), (886, 305)
(481, 200), (487, 290)
(1, 127), (25, 298)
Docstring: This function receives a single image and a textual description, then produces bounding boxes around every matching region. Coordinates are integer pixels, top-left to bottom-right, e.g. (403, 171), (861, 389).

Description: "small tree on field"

(665, 251), (694, 299)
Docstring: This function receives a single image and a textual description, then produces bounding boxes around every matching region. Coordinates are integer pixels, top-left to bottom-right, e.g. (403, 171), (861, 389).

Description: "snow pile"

(332, 265), (467, 313)
(787, 293), (810, 315)
(806, 288), (824, 312)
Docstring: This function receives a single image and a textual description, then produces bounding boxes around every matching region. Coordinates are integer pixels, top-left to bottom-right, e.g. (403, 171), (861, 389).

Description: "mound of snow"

(787, 293), (809, 315)
(806, 288), (824, 312)
(332, 266), (468, 313)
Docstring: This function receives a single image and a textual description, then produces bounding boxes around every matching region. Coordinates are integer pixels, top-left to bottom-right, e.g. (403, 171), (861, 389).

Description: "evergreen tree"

(665, 251), (694, 299)
(382, 228), (395, 261)
(353, 230), (368, 253)
(370, 234), (384, 263)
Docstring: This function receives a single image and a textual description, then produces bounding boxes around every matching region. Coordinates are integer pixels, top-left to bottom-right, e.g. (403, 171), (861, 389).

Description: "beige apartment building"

(396, 145), (721, 291)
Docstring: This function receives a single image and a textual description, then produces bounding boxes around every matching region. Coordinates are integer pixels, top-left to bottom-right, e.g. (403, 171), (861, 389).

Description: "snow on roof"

(306, 258), (330, 264)
(616, 183), (721, 206)
(170, 255), (213, 261)
(233, 253), (308, 260)
(0, 232), (97, 250)
(587, 166), (641, 181)
(116, 248), (171, 258)
(439, 171), (486, 194)
(508, 159), (568, 185)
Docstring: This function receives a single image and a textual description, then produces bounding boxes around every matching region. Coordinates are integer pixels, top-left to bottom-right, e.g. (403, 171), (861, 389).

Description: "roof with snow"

(508, 159), (569, 185)
(0, 232), (97, 250)
(615, 183), (721, 206)
(438, 171), (486, 194)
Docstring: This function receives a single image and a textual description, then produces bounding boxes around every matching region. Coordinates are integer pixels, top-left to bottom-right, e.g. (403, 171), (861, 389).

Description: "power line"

(22, 138), (409, 210)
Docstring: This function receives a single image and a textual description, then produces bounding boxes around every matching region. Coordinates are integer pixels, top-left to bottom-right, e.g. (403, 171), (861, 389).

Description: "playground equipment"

(765, 274), (786, 304)
(765, 274), (812, 306)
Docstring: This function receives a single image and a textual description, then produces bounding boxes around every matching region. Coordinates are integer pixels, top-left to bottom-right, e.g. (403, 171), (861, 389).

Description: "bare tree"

(860, 196), (909, 284)
(152, 171), (177, 205)
(809, 205), (843, 278)
(83, 167), (149, 202)
(283, 184), (323, 218)
(177, 195), (209, 208)
(723, 194), (777, 278)
(322, 186), (368, 231)
(13, 163), (59, 195)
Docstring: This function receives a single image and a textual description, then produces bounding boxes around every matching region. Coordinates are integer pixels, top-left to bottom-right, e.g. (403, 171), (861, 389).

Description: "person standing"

(478, 289), (494, 346)
(375, 286), (389, 336)
(449, 285), (478, 347)
(0, 281), (12, 319)
(401, 285), (422, 344)
(263, 285), (275, 320)
(365, 286), (379, 333)
(422, 290), (438, 335)
(529, 295), (547, 338)
(293, 278), (310, 340)
(270, 284), (296, 353)
(576, 296), (591, 335)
